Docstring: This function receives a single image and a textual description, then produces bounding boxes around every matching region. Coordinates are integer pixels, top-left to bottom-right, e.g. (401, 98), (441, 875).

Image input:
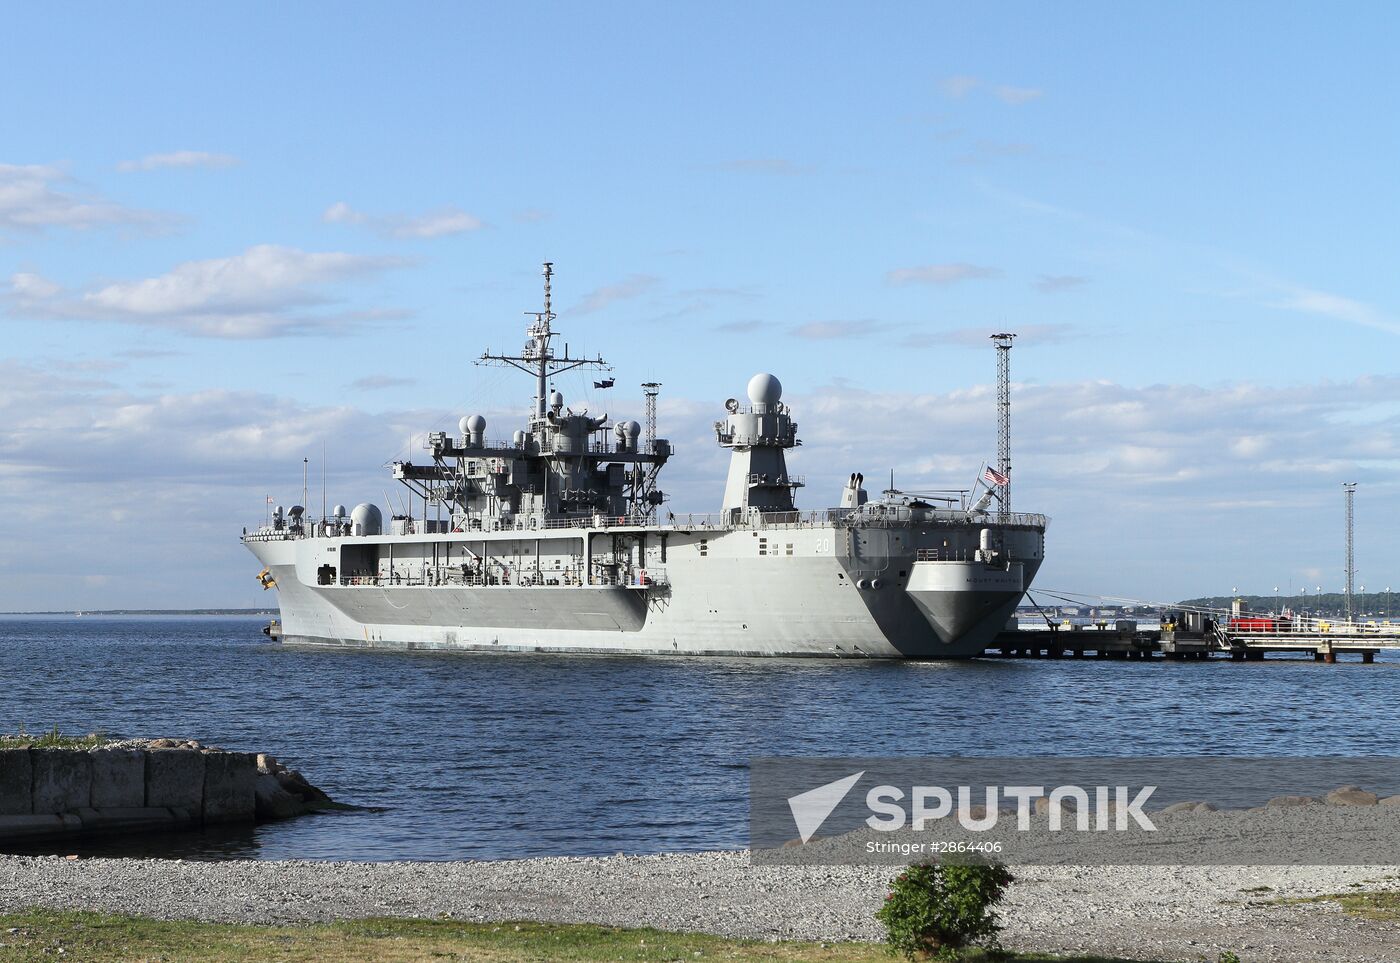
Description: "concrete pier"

(987, 626), (1386, 664)
(0, 744), (268, 844)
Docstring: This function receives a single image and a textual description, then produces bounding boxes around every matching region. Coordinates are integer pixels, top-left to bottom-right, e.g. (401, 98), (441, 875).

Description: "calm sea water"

(2, 615), (1397, 861)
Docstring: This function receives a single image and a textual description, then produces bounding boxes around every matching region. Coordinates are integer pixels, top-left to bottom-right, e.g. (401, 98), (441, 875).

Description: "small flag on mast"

(983, 466), (1009, 487)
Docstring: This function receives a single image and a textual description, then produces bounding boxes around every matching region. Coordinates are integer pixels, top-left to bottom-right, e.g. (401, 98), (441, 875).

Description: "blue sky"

(3, 2), (1399, 609)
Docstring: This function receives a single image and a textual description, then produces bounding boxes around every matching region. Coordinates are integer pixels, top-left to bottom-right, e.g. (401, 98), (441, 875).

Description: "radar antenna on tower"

(991, 333), (1016, 521)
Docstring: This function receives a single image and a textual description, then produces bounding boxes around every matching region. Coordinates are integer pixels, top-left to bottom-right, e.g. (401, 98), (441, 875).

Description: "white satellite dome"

(350, 503), (383, 536)
(465, 414), (486, 432)
(746, 372), (782, 407)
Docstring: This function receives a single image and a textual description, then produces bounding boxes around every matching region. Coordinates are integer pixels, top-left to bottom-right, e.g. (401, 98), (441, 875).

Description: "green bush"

(876, 862), (1014, 961)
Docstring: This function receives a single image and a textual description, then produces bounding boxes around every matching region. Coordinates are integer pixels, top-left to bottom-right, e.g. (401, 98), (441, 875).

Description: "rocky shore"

(0, 853), (1395, 962)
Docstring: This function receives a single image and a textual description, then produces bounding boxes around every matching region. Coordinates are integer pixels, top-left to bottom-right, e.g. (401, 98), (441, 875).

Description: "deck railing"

(243, 507), (1050, 541)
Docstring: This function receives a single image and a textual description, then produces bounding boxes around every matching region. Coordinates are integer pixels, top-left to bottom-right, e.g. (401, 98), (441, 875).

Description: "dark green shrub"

(876, 862), (1014, 961)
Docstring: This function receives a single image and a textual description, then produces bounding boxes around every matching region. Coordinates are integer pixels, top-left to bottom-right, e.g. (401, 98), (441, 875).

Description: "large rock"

(89, 749), (145, 808)
(275, 769), (331, 804)
(31, 748), (91, 813)
(1380, 795), (1400, 807)
(1162, 801), (1204, 814)
(0, 748), (32, 815)
(1325, 786), (1378, 807)
(145, 749), (205, 812)
(203, 752), (257, 823)
(253, 771), (306, 820)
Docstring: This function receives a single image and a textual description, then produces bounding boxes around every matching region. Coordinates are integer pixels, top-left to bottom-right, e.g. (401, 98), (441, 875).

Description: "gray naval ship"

(244, 265), (1047, 658)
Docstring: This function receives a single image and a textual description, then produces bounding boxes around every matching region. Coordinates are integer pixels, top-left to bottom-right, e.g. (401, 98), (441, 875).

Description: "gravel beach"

(2, 853), (1397, 962)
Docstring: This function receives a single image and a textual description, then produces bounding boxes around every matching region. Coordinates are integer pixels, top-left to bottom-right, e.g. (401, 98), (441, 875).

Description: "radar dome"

(332, 504), (346, 518)
(458, 416), (471, 435)
(350, 503), (383, 536)
(625, 420), (641, 437)
(747, 373), (782, 407)
(465, 414), (486, 432)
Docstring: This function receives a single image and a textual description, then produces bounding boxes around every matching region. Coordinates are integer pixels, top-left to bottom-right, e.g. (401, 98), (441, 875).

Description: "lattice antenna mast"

(642, 383), (661, 455)
(477, 262), (610, 422)
(991, 333), (1016, 520)
(640, 382), (663, 517)
(1344, 482), (1357, 621)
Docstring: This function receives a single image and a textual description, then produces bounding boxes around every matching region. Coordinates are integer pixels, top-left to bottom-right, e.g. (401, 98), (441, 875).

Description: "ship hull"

(245, 520), (1045, 659)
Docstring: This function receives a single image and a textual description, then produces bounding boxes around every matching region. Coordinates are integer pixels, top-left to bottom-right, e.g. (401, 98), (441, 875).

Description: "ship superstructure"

(243, 265), (1048, 658)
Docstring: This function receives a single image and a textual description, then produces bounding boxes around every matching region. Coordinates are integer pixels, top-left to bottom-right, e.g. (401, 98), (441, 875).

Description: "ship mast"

(478, 262), (611, 424)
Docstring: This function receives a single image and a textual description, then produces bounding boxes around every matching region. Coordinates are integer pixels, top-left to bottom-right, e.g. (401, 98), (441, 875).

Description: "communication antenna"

(1344, 482), (1357, 622)
(542, 260), (552, 319)
(477, 262), (609, 422)
(991, 333), (1016, 520)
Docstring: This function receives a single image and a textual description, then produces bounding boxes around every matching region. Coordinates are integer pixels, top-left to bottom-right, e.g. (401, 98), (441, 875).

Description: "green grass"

(1272, 889), (1400, 921)
(0, 727), (108, 750)
(0, 910), (1166, 962)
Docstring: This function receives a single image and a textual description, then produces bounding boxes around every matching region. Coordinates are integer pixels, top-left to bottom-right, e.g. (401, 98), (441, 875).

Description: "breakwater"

(0, 739), (333, 843)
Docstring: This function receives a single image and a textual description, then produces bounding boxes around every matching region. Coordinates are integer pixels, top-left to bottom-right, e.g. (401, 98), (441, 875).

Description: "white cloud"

(886, 263), (1001, 285)
(117, 151), (240, 172)
(791, 320), (890, 340)
(994, 85), (1044, 105)
(939, 77), (1043, 105)
(349, 375), (416, 391)
(903, 323), (1082, 348)
(955, 141), (1035, 165)
(6, 244), (409, 338)
(939, 75), (980, 98)
(0, 163), (167, 233)
(323, 201), (483, 238)
(1274, 286), (1400, 335)
(1034, 275), (1089, 293)
(711, 158), (812, 175)
(571, 275), (659, 314)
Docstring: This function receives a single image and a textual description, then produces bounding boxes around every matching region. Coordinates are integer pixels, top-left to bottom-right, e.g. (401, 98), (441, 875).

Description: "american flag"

(983, 466), (1009, 487)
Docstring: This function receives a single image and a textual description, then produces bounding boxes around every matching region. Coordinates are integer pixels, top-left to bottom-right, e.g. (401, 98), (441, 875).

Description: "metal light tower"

(1344, 482), (1357, 622)
(991, 333), (1016, 520)
(641, 382), (662, 519)
(641, 382), (661, 455)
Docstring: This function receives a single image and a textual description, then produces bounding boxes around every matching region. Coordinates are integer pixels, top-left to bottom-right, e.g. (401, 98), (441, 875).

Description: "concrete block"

(0, 814), (73, 840)
(166, 806), (196, 826)
(31, 749), (92, 813)
(145, 749), (205, 811)
(90, 749), (146, 808)
(202, 752), (256, 823)
(74, 807), (178, 832)
(0, 748), (32, 815)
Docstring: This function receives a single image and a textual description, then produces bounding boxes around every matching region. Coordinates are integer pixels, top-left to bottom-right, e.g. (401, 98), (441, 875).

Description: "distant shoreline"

(0, 609), (275, 617)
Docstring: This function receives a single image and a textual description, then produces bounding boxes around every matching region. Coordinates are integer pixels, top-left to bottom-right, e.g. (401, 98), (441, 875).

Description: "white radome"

(747, 372), (782, 406)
